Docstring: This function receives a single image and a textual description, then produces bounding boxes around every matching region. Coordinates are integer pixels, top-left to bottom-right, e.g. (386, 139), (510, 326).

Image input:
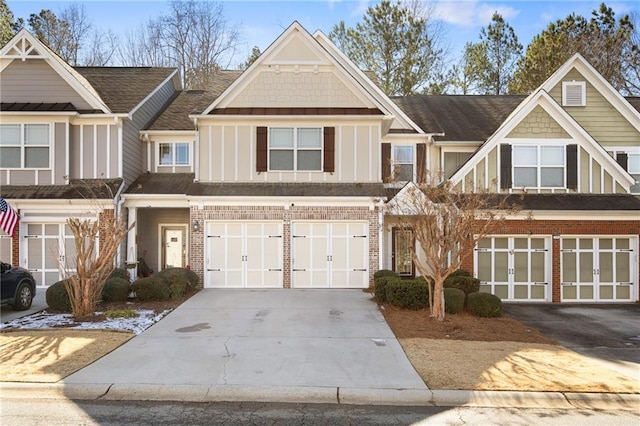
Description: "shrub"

(444, 275), (480, 295)
(386, 278), (428, 309)
(156, 267), (200, 291)
(109, 268), (130, 281)
(132, 276), (170, 301)
(444, 288), (465, 314)
(373, 269), (399, 280)
(46, 280), (71, 312)
(104, 309), (138, 319)
(374, 276), (397, 303)
(102, 277), (131, 302)
(448, 268), (471, 278)
(466, 292), (503, 318)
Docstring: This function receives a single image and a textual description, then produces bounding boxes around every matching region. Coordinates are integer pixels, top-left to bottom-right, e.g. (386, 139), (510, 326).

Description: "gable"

(269, 35), (329, 64)
(0, 59), (94, 110)
(507, 105), (570, 139)
(549, 68), (639, 146)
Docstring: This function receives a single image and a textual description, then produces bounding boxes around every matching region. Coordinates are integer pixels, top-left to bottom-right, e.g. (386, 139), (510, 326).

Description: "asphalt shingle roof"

(1, 179), (123, 200)
(75, 67), (176, 113)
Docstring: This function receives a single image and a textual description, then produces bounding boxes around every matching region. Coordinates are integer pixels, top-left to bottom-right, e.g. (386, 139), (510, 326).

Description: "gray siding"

(0, 59), (94, 110)
(54, 123), (66, 184)
(136, 207), (189, 273)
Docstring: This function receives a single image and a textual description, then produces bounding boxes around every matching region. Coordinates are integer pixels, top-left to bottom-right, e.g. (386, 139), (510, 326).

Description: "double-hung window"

(159, 142), (189, 166)
(0, 123), (50, 169)
(269, 127), (321, 171)
(513, 145), (565, 188)
(392, 145), (414, 181)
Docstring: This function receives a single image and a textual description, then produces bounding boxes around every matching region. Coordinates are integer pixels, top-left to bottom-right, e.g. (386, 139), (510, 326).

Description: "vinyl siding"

(136, 208), (190, 273)
(507, 106), (570, 139)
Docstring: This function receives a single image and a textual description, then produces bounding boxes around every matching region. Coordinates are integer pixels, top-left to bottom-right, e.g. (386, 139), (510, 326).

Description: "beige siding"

(580, 147), (590, 191)
(487, 147), (498, 191)
(0, 59), (93, 110)
(136, 208), (190, 273)
(229, 71), (369, 108)
(549, 69), (639, 146)
(223, 126), (236, 181)
(237, 126), (252, 181)
(82, 125), (95, 178)
(507, 106), (570, 138)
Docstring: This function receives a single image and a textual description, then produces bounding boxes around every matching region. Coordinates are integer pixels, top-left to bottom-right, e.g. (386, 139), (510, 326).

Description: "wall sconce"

(192, 220), (201, 232)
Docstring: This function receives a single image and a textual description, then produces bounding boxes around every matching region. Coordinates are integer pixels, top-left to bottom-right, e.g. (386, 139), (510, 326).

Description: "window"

(0, 123), (50, 168)
(269, 127), (321, 171)
(562, 81), (586, 106)
(513, 145), (565, 188)
(443, 151), (473, 179)
(629, 154), (640, 174)
(159, 142), (189, 165)
(392, 145), (414, 181)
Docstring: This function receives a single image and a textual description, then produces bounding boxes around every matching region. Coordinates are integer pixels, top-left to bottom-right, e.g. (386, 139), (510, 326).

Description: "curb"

(1, 382), (639, 410)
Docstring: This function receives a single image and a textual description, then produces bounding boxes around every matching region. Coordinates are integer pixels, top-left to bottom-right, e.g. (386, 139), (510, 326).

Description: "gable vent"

(562, 81), (586, 106)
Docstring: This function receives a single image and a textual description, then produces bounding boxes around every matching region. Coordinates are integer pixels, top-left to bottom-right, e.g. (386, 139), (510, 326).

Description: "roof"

(148, 70), (242, 130)
(507, 193), (640, 211)
(0, 102), (101, 113)
(75, 67), (176, 113)
(393, 95), (526, 141)
(126, 173), (386, 198)
(1, 179), (123, 200)
(627, 97), (640, 113)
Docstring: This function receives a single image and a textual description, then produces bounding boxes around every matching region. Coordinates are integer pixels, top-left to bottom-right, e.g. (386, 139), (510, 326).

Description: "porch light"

(192, 220), (201, 232)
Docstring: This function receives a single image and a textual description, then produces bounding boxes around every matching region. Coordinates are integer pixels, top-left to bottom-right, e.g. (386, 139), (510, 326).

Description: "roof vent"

(562, 81), (586, 106)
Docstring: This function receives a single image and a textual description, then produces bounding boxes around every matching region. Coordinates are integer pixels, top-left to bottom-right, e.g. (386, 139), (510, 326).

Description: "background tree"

(239, 45), (261, 69)
(28, 9), (70, 59)
(0, 0), (21, 46)
(509, 3), (638, 95)
(329, 0), (446, 96)
(447, 42), (485, 94)
(389, 179), (521, 321)
(463, 12), (522, 95)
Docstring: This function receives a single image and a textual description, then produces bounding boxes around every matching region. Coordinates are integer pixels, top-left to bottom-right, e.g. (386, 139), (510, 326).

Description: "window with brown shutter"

(566, 144), (578, 190)
(381, 143), (391, 182)
(323, 127), (335, 173)
(416, 143), (426, 183)
(500, 144), (512, 189)
(256, 126), (267, 172)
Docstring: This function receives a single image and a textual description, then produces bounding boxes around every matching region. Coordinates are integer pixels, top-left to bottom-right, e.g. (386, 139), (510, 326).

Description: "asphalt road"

(2, 399), (640, 426)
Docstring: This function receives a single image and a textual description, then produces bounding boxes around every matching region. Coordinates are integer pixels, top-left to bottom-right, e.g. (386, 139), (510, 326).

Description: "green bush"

(466, 292), (503, 318)
(444, 275), (480, 295)
(46, 280), (71, 312)
(156, 267), (200, 291)
(132, 276), (170, 301)
(386, 278), (428, 309)
(448, 268), (471, 278)
(109, 268), (130, 281)
(373, 269), (399, 280)
(444, 288), (465, 314)
(104, 309), (138, 319)
(102, 277), (131, 302)
(373, 276), (398, 303)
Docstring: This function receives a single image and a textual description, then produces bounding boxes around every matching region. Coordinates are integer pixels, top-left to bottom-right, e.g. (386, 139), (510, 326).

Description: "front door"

(162, 227), (186, 269)
(392, 228), (414, 277)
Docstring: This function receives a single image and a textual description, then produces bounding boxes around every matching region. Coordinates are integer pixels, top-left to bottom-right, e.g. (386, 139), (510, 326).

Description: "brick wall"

(189, 205), (379, 289)
(459, 219), (640, 302)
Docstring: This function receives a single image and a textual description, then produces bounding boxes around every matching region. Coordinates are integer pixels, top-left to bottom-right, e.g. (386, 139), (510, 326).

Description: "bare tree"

(388, 178), (522, 321)
(59, 2), (91, 65)
(83, 29), (118, 66)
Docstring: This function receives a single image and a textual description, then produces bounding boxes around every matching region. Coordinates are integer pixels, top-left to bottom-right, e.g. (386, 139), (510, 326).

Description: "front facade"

(1, 24), (638, 302)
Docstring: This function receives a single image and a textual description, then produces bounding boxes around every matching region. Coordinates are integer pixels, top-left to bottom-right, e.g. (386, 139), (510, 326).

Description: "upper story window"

(269, 127), (321, 171)
(392, 145), (414, 181)
(0, 123), (50, 169)
(628, 154), (640, 174)
(443, 151), (473, 179)
(159, 142), (189, 166)
(513, 145), (565, 188)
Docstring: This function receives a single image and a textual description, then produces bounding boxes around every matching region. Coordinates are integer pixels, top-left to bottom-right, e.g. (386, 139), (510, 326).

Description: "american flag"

(0, 197), (19, 237)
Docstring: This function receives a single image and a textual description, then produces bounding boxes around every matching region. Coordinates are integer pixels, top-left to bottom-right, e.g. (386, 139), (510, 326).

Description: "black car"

(1, 261), (36, 311)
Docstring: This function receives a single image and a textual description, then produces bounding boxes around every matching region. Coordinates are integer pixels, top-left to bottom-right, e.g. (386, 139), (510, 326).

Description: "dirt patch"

(381, 303), (640, 393)
(0, 329), (132, 382)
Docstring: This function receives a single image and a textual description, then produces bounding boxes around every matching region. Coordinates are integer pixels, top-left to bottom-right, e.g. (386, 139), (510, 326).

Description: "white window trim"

(512, 144), (566, 189)
(0, 122), (51, 169)
(268, 127), (323, 172)
(391, 144), (415, 182)
(562, 81), (586, 107)
(441, 147), (476, 180)
(157, 142), (191, 167)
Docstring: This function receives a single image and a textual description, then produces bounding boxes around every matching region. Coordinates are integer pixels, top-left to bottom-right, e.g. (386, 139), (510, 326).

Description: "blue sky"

(6, 0), (638, 65)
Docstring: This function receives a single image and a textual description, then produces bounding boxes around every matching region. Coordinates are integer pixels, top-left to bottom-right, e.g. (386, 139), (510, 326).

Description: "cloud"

(433, 1), (520, 27)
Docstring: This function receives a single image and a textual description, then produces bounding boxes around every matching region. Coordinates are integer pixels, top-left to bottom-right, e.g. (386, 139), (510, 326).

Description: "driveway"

(503, 304), (640, 381)
(64, 289), (428, 403)
(0, 289), (46, 323)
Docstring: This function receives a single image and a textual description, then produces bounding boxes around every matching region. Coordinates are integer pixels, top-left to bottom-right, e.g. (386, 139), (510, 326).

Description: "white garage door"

(24, 222), (76, 287)
(561, 237), (635, 302)
(291, 221), (368, 288)
(205, 222), (282, 288)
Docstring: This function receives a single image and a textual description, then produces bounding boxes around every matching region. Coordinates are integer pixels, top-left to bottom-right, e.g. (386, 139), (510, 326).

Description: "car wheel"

(13, 281), (33, 311)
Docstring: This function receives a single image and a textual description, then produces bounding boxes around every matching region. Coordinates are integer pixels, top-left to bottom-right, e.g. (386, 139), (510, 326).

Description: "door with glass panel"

(475, 237), (550, 301)
(561, 237), (635, 302)
(392, 228), (414, 277)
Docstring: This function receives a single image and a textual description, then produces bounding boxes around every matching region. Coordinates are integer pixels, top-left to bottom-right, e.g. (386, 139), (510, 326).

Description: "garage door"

(475, 236), (551, 301)
(561, 237), (635, 302)
(291, 222), (368, 288)
(205, 222), (282, 288)
(24, 223), (76, 287)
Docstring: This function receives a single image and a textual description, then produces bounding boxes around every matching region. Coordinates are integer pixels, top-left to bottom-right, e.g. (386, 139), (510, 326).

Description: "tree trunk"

(432, 276), (445, 321)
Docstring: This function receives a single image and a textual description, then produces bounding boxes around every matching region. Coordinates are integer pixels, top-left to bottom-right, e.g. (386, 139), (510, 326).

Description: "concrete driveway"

(64, 289), (428, 403)
(503, 304), (640, 381)
(1, 289), (46, 323)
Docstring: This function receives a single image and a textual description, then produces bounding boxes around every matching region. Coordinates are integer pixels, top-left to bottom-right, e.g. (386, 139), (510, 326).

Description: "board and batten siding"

(0, 59), (94, 110)
(197, 123), (381, 183)
(67, 123), (119, 180)
(122, 76), (177, 185)
(549, 69), (640, 146)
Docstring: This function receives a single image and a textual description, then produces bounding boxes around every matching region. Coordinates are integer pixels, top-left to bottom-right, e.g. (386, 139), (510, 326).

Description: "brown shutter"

(416, 143), (426, 183)
(616, 153), (628, 170)
(566, 144), (578, 190)
(256, 126), (267, 172)
(500, 144), (512, 190)
(382, 143), (391, 182)
(323, 127), (335, 173)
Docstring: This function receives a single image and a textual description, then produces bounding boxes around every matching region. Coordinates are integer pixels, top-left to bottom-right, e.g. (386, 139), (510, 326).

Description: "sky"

(6, 0), (639, 66)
